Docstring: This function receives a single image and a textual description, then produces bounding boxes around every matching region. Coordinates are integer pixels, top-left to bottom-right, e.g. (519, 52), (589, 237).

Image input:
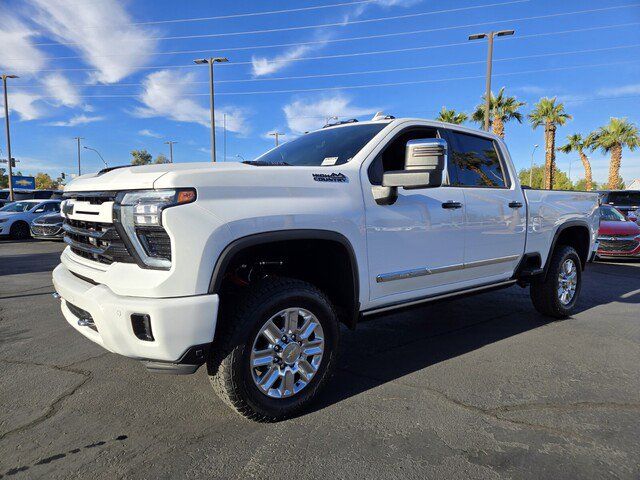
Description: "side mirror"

(373, 138), (447, 205)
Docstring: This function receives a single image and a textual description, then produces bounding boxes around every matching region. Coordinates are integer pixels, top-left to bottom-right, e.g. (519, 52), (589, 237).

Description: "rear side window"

(448, 131), (507, 188)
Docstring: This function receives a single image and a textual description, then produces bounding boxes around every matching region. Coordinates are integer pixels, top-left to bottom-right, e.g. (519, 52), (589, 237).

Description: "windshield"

(0, 202), (35, 213)
(600, 205), (626, 222)
(604, 192), (640, 205)
(253, 123), (387, 166)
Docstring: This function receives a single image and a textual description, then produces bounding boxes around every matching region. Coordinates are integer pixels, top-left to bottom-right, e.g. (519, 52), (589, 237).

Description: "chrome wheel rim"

(250, 307), (324, 399)
(557, 259), (578, 305)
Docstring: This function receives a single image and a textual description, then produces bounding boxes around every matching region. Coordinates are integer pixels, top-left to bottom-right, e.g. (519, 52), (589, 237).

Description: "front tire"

(10, 221), (30, 240)
(530, 245), (582, 319)
(208, 277), (339, 422)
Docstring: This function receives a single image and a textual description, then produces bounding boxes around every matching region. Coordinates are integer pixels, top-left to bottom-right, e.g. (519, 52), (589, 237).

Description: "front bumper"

(52, 264), (219, 366)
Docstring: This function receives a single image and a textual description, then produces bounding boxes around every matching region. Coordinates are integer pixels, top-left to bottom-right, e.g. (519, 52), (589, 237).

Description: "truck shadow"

(0, 252), (62, 276)
(309, 261), (640, 415)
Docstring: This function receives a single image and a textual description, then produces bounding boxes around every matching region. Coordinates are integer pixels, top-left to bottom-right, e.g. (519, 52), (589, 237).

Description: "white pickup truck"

(53, 117), (600, 421)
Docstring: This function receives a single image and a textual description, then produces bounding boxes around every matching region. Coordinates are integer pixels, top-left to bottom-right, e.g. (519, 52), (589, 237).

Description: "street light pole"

(194, 57), (228, 162)
(83, 146), (107, 168)
(2, 74), (18, 202)
(529, 144), (539, 187)
(164, 141), (177, 163)
(268, 132), (285, 147)
(325, 115), (338, 125)
(468, 30), (515, 132)
(223, 113), (227, 162)
(74, 136), (84, 175)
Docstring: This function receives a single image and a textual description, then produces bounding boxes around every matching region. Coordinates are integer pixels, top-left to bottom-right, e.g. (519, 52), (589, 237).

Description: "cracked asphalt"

(1, 239), (639, 479)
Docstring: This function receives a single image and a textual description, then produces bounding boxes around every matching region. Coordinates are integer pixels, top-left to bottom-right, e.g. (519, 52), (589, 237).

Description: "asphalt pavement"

(0, 239), (638, 479)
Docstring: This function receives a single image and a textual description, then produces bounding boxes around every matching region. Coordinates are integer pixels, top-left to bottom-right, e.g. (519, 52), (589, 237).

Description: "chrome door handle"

(509, 201), (523, 209)
(442, 201), (463, 209)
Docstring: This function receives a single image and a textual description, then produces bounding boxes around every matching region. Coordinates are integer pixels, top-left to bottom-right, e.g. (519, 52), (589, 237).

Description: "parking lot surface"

(0, 239), (639, 479)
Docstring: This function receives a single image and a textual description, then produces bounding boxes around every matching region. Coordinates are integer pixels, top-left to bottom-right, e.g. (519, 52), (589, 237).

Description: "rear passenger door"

(443, 129), (526, 283)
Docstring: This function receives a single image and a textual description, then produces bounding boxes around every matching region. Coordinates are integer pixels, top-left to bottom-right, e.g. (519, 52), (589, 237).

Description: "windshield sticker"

(312, 173), (348, 183)
(321, 157), (339, 166)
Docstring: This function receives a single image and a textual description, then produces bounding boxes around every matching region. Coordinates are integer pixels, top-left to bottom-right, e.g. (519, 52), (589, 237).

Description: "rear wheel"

(530, 245), (582, 318)
(10, 221), (30, 240)
(208, 277), (339, 422)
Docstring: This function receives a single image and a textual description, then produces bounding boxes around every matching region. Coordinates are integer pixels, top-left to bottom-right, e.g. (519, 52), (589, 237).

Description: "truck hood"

(598, 220), (640, 236)
(64, 162), (255, 192)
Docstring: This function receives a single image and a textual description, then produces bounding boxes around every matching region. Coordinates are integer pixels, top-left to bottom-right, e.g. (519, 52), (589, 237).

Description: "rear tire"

(208, 277), (339, 422)
(10, 221), (30, 240)
(530, 245), (582, 319)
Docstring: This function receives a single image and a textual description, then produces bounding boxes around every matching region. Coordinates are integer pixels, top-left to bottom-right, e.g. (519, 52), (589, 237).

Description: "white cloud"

(252, 43), (320, 77)
(48, 114), (104, 127)
(139, 129), (163, 138)
(0, 13), (47, 75)
(1, 92), (44, 121)
(597, 84), (640, 97)
(42, 73), (80, 107)
(29, 0), (157, 84)
(134, 70), (249, 134)
(283, 94), (378, 134)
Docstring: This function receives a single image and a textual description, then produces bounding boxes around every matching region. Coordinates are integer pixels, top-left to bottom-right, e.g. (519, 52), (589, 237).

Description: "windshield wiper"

(242, 160), (291, 166)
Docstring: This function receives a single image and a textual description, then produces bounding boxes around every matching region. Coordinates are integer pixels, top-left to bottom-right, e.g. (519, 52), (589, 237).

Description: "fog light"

(131, 314), (154, 341)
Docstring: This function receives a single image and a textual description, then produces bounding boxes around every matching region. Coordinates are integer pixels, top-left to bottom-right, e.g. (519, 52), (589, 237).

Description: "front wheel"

(10, 221), (30, 240)
(208, 278), (339, 422)
(530, 245), (582, 319)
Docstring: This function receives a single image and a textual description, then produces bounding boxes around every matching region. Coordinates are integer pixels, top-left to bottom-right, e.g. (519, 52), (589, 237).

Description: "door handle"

(508, 201), (523, 209)
(442, 201), (463, 209)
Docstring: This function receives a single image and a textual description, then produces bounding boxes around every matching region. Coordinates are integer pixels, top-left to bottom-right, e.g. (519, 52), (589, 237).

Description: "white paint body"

(52, 119), (600, 363)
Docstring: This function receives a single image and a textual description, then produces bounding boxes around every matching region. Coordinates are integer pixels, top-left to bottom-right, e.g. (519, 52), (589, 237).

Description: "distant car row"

(0, 199), (63, 240)
(0, 189), (63, 208)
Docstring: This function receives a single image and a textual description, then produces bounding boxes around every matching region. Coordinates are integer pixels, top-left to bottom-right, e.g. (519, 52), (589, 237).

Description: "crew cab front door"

(362, 125), (466, 307)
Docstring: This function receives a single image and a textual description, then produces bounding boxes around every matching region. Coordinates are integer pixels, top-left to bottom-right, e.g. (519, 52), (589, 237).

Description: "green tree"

(471, 87), (525, 138)
(436, 107), (468, 125)
(35, 172), (57, 189)
(154, 153), (170, 164)
(557, 133), (594, 191)
(0, 168), (7, 188)
(528, 97), (572, 189)
(131, 149), (153, 166)
(573, 178), (599, 191)
(589, 117), (639, 190)
(519, 165), (573, 190)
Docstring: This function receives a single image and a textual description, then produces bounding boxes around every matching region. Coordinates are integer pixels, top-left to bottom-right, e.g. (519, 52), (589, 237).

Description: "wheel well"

(552, 225), (590, 269)
(212, 234), (359, 329)
(11, 220), (29, 230)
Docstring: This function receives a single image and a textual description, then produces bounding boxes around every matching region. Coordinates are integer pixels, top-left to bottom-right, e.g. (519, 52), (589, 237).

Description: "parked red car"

(597, 205), (640, 258)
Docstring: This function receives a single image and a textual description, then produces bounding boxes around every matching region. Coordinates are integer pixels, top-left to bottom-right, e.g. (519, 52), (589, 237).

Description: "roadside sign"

(11, 175), (36, 190)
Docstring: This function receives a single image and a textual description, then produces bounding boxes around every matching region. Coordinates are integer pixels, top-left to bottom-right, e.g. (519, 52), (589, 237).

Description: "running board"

(361, 280), (517, 317)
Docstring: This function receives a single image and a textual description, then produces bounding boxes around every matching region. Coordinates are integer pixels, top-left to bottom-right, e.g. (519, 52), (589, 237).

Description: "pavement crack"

(0, 358), (95, 442)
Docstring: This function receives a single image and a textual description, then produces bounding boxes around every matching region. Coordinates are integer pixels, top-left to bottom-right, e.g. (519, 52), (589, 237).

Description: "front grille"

(31, 225), (63, 236)
(63, 218), (136, 265)
(63, 191), (117, 205)
(599, 239), (639, 252)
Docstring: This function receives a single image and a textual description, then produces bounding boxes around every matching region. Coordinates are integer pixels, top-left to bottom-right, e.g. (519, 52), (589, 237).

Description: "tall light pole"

(73, 136), (84, 175)
(468, 30), (515, 131)
(529, 144), (539, 187)
(269, 131), (285, 147)
(325, 115), (338, 125)
(223, 113), (227, 162)
(236, 154), (245, 162)
(2, 74), (18, 202)
(193, 57), (228, 162)
(164, 140), (177, 163)
(83, 146), (107, 168)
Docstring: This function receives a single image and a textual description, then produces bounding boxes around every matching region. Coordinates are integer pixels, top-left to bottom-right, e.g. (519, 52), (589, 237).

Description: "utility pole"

(468, 30), (515, 131)
(2, 74), (18, 202)
(193, 57), (229, 162)
(269, 132), (285, 147)
(529, 144), (539, 187)
(164, 141), (177, 163)
(74, 136), (84, 175)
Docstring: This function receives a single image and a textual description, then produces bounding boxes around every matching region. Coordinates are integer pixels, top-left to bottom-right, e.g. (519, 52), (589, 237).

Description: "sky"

(0, 0), (639, 185)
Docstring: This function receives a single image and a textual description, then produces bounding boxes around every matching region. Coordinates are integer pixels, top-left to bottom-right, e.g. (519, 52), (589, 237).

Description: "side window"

(368, 128), (439, 185)
(448, 131), (507, 188)
(48, 203), (60, 212)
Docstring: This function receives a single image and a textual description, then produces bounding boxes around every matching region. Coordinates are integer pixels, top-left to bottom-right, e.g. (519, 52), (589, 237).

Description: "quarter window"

(448, 132), (507, 188)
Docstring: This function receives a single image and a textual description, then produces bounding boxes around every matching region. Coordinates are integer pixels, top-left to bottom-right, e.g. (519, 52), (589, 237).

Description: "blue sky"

(1, 0), (639, 184)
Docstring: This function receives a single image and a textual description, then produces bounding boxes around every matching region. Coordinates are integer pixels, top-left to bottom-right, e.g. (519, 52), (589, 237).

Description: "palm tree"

(436, 107), (468, 125)
(528, 97), (572, 189)
(589, 117), (639, 190)
(471, 87), (525, 138)
(557, 133), (593, 191)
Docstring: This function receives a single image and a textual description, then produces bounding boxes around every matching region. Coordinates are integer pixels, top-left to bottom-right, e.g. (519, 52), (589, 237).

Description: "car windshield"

(252, 123), (387, 166)
(600, 205), (626, 222)
(604, 192), (640, 205)
(0, 202), (35, 213)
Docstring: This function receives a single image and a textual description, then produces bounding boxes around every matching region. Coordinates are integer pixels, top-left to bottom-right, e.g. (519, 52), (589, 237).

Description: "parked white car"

(0, 199), (61, 239)
(53, 117), (600, 421)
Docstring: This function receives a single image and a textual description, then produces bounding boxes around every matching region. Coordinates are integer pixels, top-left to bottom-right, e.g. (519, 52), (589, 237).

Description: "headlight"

(115, 189), (196, 269)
